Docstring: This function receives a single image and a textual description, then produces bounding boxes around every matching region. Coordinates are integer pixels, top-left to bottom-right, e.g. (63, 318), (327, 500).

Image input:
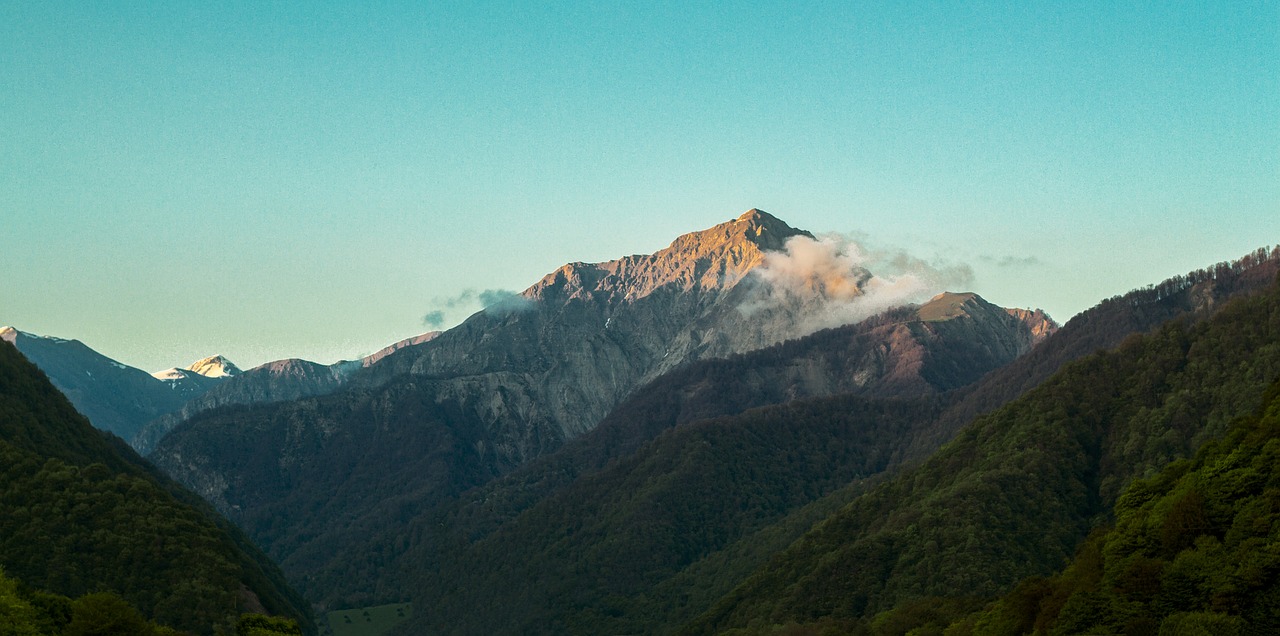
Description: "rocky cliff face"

(134, 332), (442, 454)
(133, 357), (360, 453)
(1005, 306), (1057, 344)
(347, 210), (826, 463)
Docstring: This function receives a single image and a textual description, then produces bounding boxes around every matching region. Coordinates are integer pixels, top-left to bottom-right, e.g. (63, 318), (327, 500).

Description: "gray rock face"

(133, 358), (357, 454)
(348, 209), (821, 464)
(134, 332), (443, 454)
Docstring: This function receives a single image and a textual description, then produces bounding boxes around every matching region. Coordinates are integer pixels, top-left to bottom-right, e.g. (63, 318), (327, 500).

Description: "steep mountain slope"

(415, 395), (943, 635)
(904, 245), (1280, 463)
(134, 357), (360, 453)
(389, 247), (1280, 635)
(375, 295), (1050, 623)
(151, 291), (1048, 610)
(949, 378), (1280, 635)
(688, 263), (1280, 633)
(0, 326), (202, 441)
(0, 339), (311, 634)
(342, 209), (821, 462)
(135, 332), (443, 454)
(409, 293), (1055, 552)
(399, 294), (1044, 633)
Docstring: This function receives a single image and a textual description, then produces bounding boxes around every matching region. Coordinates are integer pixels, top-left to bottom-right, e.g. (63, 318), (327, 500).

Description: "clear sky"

(2, 2), (1277, 372)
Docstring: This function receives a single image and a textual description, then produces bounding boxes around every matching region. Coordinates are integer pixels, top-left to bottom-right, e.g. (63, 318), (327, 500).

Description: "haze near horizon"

(2, 3), (1275, 372)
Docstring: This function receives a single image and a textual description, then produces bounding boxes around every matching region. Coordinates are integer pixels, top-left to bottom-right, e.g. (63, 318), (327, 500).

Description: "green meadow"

(325, 603), (412, 636)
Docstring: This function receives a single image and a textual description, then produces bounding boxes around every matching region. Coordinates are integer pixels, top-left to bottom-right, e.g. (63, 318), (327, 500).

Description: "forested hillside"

(408, 395), (942, 634)
(690, 269), (1280, 633)
(947, 378), (1280, 635)
(0, 340), (312, 634)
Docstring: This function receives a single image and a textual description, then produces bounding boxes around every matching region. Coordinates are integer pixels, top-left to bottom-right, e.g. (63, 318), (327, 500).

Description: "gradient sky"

(2, 2), (1277, 372)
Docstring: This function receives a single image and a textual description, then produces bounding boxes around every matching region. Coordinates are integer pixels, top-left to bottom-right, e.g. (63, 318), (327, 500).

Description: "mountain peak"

(734, 208), (787, 228)
(0, 326), (17, 344)
(186, 355), (242, 378)
(718, 208), (809, 252)
(917, 292), (984, 322)
(527, 210), (812, 304)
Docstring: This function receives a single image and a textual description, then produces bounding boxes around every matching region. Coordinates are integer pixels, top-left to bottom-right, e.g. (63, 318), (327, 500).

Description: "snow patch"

(185, 355), (242, 378)
(152, 368), (190, 382)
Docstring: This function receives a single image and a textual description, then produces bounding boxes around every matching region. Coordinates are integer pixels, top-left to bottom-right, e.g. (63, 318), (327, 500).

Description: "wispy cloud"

(745, 234), (974, 336)
(422, 310), (447, 329)
(477, 289), (534, 316)
(422, 288), (535, 327)
(981, 254), (1043, 269)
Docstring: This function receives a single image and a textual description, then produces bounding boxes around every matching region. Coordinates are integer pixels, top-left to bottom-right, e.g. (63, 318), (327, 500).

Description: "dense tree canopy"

(0, 341), (311, 634)
(688, 268), (1280, 634)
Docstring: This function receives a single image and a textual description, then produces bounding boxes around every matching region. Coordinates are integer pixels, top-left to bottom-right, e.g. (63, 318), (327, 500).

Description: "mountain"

(391, 247), (1280, 634)
(132, 333), (441, 454)
(686, 251), (1280, 634)
(0, 338), (312, 634)
(359, 331), (441, 366)
(900, 245), (1280, 465)
(151, 366), (226, 402)
(0, 326), (199, 441)
(151, 293), (1050, 609)
(150, 354), (245, 404)
(149, 209), (819, 460)
(186, 354), (243, 378)
(347, 209), (822, 461)
(134, 357), (361, 454)
(148, 212), (1050, 608)
(395, 294), (1053, 633)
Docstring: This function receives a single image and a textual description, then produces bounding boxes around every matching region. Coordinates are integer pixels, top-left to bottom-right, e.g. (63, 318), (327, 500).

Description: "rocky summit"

(354, 210), (833, 451)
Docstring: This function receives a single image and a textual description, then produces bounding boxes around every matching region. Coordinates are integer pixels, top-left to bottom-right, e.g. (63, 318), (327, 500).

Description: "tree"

(236, 613), (303, 636)
(64, 592), (152, 636)
(0, 568), (41, 636)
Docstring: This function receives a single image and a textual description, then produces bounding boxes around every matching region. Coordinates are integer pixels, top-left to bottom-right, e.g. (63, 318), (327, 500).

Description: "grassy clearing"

(324, 603), (412, 636)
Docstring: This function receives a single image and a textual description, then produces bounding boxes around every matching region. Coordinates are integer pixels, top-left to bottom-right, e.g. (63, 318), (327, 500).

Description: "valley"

(5, 211), (1277, 634)
(5, 5), (1274, 634)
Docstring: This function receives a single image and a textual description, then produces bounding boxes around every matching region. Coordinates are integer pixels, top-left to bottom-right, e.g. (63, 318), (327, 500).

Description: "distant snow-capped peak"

(185, 355), (242, 378)
(152, 367), (198, 382)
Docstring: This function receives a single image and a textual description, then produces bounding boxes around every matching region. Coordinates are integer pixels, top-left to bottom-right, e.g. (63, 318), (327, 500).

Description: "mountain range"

(0, 326), (240, 442)
(398, 246), (1280, 634)
(3, 210), (1277, 635)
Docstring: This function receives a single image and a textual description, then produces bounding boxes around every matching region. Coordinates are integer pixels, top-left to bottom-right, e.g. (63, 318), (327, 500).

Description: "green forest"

(0, 340), (311, 634)
(952, 378), (1280, 634)
(692, 269), (1280, 633)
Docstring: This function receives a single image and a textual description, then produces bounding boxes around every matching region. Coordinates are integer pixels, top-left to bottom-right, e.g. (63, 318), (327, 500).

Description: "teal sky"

(2, 2), (1277, 372)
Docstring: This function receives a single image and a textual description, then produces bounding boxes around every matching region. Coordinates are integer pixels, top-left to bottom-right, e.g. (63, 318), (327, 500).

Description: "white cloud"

(745, 234), (974, 336)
